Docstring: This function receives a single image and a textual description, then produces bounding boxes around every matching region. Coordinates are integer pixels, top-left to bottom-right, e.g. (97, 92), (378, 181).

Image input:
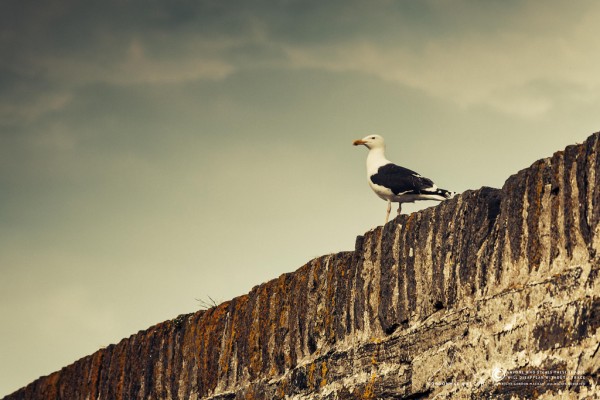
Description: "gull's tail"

(436, 188), (456, 199)
(422, 187), (456, 201)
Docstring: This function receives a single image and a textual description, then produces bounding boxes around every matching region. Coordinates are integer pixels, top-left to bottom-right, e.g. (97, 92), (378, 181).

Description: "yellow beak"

(353, 139), (366, 146)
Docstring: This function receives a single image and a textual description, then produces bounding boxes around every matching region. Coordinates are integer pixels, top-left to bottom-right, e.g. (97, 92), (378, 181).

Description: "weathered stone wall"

(5, 133), (600, 399)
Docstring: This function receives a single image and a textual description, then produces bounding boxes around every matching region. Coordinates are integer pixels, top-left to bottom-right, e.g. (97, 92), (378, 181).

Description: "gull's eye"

(371, 136), (376, 139)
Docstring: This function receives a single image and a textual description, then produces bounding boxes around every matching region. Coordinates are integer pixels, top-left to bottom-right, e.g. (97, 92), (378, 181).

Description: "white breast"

(368, 179), (395, 201)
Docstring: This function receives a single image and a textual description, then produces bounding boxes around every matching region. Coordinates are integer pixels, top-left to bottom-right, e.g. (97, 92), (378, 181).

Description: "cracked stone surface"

(4, 132), (600, 399)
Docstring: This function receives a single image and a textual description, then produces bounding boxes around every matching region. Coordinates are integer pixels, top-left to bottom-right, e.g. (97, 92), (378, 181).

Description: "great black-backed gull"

(353, 134), (455, 224)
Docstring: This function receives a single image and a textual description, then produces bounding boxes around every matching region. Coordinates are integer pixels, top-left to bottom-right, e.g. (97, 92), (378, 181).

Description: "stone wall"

(5, 133), (600, 399)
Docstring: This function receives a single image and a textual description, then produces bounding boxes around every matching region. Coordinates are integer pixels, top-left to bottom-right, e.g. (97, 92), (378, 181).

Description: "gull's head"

(353, 134), (385, 150)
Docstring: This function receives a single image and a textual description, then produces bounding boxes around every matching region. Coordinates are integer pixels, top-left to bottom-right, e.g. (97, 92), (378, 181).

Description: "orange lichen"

(276, 379), (288, 398)
(362, 373), (377, 399)
(320, 361), (328, 388)
(307, 362), (317, 389)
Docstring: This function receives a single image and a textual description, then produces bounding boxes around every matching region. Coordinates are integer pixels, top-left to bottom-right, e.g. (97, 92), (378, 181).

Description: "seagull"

(353, 134), (455, 224)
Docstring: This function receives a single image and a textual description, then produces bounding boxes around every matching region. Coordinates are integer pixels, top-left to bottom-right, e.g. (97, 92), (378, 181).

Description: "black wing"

(370, 163), (434, 195)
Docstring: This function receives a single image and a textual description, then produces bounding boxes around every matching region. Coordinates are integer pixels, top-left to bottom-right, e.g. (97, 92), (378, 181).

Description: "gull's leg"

(384, 200), (391, 225)
(397, 203), (402, 215)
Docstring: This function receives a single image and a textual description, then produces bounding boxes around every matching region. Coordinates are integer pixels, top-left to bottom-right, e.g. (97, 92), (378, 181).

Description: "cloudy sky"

(2, 0), (600, 395)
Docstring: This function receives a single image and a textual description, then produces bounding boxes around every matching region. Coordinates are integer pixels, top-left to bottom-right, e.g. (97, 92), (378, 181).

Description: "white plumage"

(353, 134), (455, 224)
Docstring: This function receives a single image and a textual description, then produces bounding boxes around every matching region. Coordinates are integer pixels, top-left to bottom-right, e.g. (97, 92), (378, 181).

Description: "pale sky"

(2, 0), (600, 396)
